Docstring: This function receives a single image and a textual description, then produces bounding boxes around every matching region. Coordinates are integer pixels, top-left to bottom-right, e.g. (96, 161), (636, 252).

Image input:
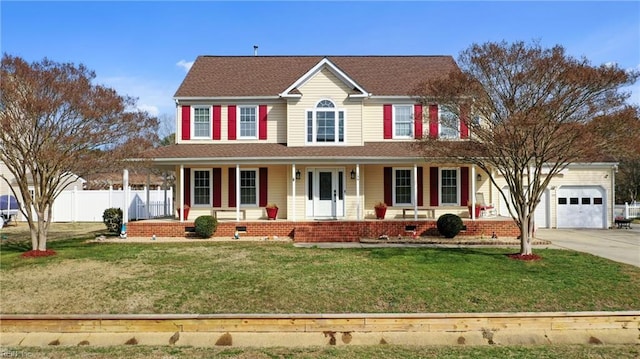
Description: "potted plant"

(265, 203), (278, 220)
(176, 204), (190, 220)
(468, 203), (482, 218)
(374, 201), (387, 219)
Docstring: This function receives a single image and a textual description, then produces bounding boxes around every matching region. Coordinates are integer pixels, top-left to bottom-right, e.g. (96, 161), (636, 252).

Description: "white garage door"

(499, 188), (549, 229)
(557, 186), (606, 228)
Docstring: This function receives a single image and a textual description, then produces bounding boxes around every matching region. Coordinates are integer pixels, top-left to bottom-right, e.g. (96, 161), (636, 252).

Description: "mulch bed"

(360, 237), (551, 246)
(20, 249), (57, 258)
(507, 253), (543, 261)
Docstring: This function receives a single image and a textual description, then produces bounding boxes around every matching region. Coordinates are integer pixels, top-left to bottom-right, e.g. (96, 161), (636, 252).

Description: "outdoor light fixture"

(476, 174), (482, 182)
(350, 169), (356, 180)
(295, 170), (301, 180)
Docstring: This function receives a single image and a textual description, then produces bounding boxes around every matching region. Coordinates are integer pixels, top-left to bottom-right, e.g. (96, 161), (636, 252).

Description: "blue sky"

(2, 1), (639, 135)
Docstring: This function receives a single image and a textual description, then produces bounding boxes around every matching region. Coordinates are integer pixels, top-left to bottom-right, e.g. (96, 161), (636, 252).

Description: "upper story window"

(306, 99), (345, 144)
(192, 106), (211, 139)
(239, 105), (258, 139)
(439, 107), (459, 139)
(393, 105), (413, 138)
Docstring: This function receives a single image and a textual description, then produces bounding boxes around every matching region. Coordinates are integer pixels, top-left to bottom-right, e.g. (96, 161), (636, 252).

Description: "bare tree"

(413, 41), (638, 255)
(0, 54), (158, 252)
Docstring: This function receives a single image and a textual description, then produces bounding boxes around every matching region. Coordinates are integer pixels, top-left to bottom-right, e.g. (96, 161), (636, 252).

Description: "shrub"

(436, 213), (464, 238)
(102, 208), (123, 233)
(194, 215), (217, 238)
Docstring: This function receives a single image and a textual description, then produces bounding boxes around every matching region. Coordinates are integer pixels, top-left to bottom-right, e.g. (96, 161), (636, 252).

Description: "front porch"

(126, 217), (520, 242)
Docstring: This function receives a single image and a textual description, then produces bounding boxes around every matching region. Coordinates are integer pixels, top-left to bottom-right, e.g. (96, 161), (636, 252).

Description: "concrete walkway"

(534, 228), (640, 267)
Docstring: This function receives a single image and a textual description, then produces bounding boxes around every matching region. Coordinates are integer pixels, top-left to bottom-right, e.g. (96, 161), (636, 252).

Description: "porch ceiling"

(140, 141), (477, 165)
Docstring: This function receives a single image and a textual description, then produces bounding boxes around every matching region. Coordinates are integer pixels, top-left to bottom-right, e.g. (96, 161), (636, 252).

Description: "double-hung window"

(439, 107), (459, 139)
(193, 170), (211, 206)
(306, 100), (345, 144)
(239, 105), (258, 139)
(440, 168), (459, 205)
(393, 168), (413, 205)
(240, 170), (257, 206)
(193, 106), (211, 139)
(393, 105), (413, 138)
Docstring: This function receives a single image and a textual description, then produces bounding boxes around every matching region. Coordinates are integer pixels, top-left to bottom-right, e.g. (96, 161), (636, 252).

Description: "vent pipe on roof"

(253, 45), (258, 56)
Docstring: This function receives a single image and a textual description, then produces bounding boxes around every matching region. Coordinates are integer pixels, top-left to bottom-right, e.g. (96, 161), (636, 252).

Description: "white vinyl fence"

(26, 186), (174, 222)
(624, 201), (640, 219)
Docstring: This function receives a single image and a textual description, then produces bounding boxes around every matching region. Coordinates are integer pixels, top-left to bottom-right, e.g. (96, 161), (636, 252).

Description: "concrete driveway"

(535, 227), (640, 267)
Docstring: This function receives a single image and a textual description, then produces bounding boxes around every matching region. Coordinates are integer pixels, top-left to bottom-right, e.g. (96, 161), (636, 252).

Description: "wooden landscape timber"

(1, 311), (638, 347)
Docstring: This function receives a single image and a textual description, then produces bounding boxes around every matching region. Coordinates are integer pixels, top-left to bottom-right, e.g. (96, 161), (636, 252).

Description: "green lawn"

(3, 344), (639, 359)
(1, 226), (639, 314)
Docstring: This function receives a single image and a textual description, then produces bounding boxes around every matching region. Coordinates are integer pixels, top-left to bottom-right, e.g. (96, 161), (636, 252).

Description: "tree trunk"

(519, 208), (533, 255)
(30, 211), (48, 251)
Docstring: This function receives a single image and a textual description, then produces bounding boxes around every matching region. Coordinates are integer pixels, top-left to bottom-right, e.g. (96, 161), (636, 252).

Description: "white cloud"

(96, 75), (175, 118)
(137, 104), (160, 117)
(176, 60), (194, 72)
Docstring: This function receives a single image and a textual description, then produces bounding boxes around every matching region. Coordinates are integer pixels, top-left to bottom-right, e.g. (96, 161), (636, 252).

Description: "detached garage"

(556, 186), (606, 229)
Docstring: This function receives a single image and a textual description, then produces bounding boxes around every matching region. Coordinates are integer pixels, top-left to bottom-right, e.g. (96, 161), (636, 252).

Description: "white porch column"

(179, 165), (184, 222)
(292, 164), (297, 222)
(355, 164), (361, 220)
(123, 169), (129, 224)
(236, 164), (241, 221)
(163, 172), (168, 217)
(413, 163), (418, 220)
(471, 166), (477, 220)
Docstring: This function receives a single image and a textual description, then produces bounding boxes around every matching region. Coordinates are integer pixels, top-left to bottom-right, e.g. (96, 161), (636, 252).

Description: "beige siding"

(287, 68), (364, 146)
(177, 165), (288, 221)
(176, 102), (286, 145)
(491, 166), (615, 228)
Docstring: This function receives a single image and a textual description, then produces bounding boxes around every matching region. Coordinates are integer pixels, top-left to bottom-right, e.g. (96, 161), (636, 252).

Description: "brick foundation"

(127, 219), (519, 242)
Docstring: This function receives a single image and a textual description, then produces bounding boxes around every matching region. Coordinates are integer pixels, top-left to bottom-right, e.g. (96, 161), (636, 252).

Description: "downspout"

(236, 164), (241, 221)
(356, 164), (360, 220)
(413, 163), (418, 220)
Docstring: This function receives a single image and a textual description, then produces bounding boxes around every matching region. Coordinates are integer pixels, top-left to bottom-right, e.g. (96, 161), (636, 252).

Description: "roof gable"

(279, 57), (369, 98)
(174, 56), (458, 99)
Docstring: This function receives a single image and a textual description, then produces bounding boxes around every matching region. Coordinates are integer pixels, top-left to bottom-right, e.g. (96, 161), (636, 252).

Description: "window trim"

(191, 105), (212, 140)
(237, 105), (258, 139)
(439, 167), (460, 206)
(439, 107), (460, 140)
(305, 99), (346, 145)
(392, 167), (414, 206)
(392, 104), (414, 139)
(191, 169), (212, 207)
(239, 168), (259, 207)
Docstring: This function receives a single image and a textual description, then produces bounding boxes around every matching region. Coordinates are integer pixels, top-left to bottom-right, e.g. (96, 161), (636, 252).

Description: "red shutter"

(212, 168), (221, 207)
(460, 103), (469, 139)
(181, 106), (191, 140)
(228, 105), (236, 140)
(417, 167), (424, 207)
(383, 104), (392, 139)
(414, 104), (423, 139)
(383, 167), (392, 206)
(228, 168), (236, 207)
(212, 105), (221, 140)
(429, 167), (438, 206)
(259, 105), (267, 140)
(184, 168), (191, 207)
(429, 104), (438, 139)
(461, 167), (469, 206)
(259, 168), (268, 206)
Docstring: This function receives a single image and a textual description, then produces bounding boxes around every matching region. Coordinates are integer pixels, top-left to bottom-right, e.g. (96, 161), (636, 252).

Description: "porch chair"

(476, 193), (497, 218)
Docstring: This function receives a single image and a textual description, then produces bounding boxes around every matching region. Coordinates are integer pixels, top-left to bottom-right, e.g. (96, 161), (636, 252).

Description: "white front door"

(308, 168), (345, 218)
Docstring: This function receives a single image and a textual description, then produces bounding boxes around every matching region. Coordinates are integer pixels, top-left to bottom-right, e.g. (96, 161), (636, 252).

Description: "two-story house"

(132, 56), (617, 240)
